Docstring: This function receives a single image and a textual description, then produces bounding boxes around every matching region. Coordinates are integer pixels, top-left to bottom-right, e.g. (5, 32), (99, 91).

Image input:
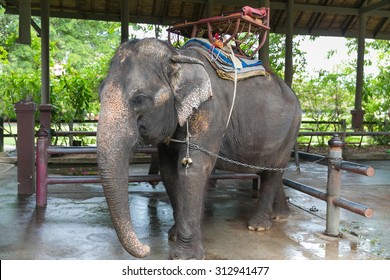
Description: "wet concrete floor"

(0, 159), (389, 260)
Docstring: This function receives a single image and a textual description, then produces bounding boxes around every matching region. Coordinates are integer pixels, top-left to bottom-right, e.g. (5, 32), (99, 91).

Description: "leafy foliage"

(267, 35), (389, 145)
(0, 14), (121, 124)
(268, 33), (307, 78)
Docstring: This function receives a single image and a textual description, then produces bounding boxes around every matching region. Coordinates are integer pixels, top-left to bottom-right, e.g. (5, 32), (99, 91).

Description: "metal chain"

(168, 120), (327, 173)
(188, 142), (326, 172)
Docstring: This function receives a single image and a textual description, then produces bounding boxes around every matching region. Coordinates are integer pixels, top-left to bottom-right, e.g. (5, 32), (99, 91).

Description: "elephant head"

(96, 38), (212, 258)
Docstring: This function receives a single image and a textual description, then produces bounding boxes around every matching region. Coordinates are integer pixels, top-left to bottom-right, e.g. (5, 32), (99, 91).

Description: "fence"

(2, 116), (388, 153)
(7, 103), (378, 237)
(298, 120), (389, 151)
(0, 117), (17, 153)
(285, 134), (374, 236)
(35, 123), (375, 237)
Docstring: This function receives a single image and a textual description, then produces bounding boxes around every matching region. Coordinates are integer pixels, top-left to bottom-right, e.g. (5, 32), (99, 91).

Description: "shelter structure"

(4, 0), (390, 129)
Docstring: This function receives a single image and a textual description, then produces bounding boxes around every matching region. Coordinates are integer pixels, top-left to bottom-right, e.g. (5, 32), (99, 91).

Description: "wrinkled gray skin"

(97, 38), (301, 259)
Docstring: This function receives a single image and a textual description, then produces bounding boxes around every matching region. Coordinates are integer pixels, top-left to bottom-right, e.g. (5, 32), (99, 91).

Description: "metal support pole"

(14, 101), (37, 194)
(326, 134), (344, 236)
(36, 126), (49, 207)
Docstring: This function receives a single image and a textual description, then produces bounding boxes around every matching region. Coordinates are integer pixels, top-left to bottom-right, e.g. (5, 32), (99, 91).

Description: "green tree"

(268, 34), (308, 79)
(0, 14), (122, 123)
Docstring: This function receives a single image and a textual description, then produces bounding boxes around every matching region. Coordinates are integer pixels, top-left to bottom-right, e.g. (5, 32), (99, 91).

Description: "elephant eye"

(131, 94), (148, 106)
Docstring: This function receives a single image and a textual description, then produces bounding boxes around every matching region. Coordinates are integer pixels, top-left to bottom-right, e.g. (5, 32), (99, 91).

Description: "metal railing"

(9, 102), (377, 238)
(3, 115), (388, 152)
(35, 125), (260, 206)
(35, 123), (375, 237)
(284, 134), (375, 236)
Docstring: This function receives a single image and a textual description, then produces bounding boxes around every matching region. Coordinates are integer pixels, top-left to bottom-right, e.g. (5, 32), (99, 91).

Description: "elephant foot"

(247, 215), (273, 231)
(170, 242), (205, 260)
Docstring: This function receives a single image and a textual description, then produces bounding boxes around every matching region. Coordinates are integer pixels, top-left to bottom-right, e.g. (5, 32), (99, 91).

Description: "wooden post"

(39, 104), (52, 138)
(18, 0), (31, 45)
(284, 0), (294, 87)
(258, 0), (270, 69)
(121, 0), (129, 43)
(41, 0), (50, 105)
(14, 101), (37, 194)
(352, 3), (367, 130)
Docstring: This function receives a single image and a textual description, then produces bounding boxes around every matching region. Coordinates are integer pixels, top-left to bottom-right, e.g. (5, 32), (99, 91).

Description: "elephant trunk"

(97, 104), (150, 258)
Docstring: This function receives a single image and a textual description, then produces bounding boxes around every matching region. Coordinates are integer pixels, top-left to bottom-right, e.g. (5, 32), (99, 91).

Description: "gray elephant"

(97, 38), (301, 259)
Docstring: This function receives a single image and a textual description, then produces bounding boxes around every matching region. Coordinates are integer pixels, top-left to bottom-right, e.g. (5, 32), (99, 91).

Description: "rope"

(205, 43), (238, 129)
(225, 44), (238, 129)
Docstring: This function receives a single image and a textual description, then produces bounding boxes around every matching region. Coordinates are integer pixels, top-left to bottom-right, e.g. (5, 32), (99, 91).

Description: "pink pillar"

(14, 101), (37, 194)
(36, 126), (49, 207)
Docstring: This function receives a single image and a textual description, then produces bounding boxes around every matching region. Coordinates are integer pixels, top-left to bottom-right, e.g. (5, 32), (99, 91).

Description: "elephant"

(97, 38), (302, 260)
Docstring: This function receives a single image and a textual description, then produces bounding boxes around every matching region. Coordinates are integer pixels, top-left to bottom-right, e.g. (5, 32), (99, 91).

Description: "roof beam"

(5, 1), (390, 18)
(213, 0), (390, 17)
(373, 17), (388, 38)
(360, 0), (390, 15)
(271, 25), (390, 40)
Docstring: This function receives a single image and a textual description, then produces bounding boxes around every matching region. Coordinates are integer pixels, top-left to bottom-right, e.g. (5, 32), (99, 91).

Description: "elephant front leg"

(159, 146), (211, 260)
(168, 169), (208, 260)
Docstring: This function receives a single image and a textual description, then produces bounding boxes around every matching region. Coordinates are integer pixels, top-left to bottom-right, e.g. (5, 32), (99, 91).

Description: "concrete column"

(284, 0), (294, 87)
(18, 0), (31, 45)
(14, 101), (37, 195)
(121, 0), (129, 43)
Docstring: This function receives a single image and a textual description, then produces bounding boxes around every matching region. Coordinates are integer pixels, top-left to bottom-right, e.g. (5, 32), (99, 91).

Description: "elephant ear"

(169, 54), (212, 127)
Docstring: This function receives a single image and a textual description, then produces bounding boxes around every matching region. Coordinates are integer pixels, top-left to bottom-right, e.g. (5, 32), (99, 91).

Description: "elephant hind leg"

(272, 183), (290, 221)
(248, 171), (286, 231)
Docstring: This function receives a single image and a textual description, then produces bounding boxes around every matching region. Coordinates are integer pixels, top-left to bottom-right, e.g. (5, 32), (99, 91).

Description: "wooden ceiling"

(4, 0), (390, 40)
